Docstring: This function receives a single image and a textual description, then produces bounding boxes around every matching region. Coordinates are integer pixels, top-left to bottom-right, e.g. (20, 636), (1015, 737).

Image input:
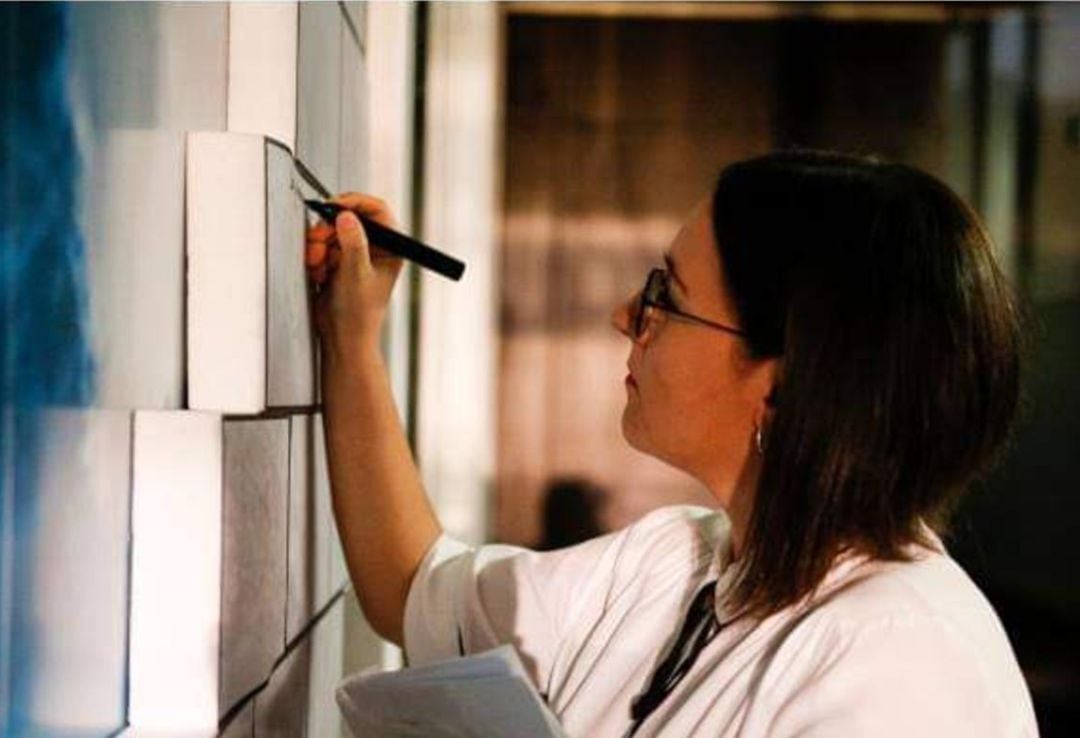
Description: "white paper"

(336, 645), (566, 738)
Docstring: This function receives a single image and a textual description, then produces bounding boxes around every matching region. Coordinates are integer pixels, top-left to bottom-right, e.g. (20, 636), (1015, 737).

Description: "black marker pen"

(304, 199), (466, 282)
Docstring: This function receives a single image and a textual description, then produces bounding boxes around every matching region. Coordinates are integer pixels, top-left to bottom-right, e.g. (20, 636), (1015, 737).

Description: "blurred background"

(1, 1), (1077, 735)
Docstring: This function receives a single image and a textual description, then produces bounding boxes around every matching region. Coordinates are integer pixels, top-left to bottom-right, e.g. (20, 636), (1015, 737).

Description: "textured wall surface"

(3, 2), (395, 735)
(71, 2), (228, 410)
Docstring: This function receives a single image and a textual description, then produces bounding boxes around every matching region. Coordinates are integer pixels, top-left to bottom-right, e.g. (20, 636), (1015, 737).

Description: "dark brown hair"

(711, 150), (1021, 618)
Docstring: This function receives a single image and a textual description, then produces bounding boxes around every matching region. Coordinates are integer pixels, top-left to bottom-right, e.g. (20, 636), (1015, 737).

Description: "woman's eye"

(658, 285), (678, 308)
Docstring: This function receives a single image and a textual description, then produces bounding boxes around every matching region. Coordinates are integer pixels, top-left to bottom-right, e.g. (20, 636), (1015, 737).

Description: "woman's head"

(613, 149), (1021, 617)
(612, 197), (778, 506)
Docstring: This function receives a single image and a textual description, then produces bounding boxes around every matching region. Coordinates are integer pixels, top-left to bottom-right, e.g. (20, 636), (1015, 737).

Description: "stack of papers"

(336, 645), (567, 737)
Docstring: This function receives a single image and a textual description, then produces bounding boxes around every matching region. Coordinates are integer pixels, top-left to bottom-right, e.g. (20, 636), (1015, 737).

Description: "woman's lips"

(625, 373), (637, 387)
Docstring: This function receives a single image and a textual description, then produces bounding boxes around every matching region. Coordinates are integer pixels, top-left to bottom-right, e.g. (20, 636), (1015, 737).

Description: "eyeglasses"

(632, 268), (747, 340)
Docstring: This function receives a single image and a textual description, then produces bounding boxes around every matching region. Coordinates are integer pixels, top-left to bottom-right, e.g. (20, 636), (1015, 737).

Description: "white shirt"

(404, 505), (1039, 737)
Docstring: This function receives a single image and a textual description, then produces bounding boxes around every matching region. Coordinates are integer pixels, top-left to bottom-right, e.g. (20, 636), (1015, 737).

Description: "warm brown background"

(497, 14), (948, 547)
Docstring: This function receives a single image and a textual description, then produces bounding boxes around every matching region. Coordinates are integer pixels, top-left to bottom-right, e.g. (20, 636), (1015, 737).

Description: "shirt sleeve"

(401, 527), (624, 683)
(757, 614), (1037, 738)
(402, 505), (717, 693)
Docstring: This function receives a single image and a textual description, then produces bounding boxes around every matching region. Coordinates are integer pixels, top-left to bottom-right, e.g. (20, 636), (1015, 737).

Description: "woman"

(305, 150), (1039, 736)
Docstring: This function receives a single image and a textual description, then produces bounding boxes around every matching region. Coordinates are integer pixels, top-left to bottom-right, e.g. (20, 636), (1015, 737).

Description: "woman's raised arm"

(306, 193), (441, 646)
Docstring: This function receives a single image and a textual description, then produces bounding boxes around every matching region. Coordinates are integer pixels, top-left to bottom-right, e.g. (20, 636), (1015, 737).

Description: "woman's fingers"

(305, 220), (334, 242)
(306, 191), (401, 289)
(305, 239), (328, 268)
(305, 235), (343, 280)
(333, 210), (369, 274)
(329, 192), (398, 229)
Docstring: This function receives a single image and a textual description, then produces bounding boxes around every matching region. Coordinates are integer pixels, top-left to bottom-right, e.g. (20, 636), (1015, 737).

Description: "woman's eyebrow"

(663, 251), (689, 295)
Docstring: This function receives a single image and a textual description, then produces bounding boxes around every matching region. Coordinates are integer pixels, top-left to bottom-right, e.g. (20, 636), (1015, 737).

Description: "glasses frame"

(633, 268), (747, 340)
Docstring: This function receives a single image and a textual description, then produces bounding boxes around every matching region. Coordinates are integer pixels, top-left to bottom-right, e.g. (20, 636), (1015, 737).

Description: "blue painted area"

(1, 3), (98, 735)
(0, 5), (95, 408)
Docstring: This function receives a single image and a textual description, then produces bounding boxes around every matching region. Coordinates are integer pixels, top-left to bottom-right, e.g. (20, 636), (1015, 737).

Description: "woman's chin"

(620, 411), (644, 451)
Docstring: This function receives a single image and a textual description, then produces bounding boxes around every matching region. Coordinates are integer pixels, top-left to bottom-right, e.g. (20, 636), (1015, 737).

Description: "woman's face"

(610, 197), (777, 508)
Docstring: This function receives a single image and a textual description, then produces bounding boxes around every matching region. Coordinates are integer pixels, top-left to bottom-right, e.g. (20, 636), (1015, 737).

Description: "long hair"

(711, 150), (1022, 618)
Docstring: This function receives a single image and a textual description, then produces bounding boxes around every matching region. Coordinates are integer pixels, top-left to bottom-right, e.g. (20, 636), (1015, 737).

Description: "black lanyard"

(625, 580), (722, 737)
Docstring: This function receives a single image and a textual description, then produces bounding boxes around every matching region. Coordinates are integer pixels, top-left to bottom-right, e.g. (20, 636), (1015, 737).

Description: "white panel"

(368, 0), (417, 442)
(339, 22), (370, 193)
(419, 3), (501, 544)
(188, 134), (319, 413)
(221, 701), (255, 738)
(70, 2), (228, 409)
(228, 2), (300, 150)
(82, 129), (186, 409)
(343, 1), (366, 41)
(129, 411), (223, 732)
(290, 414), (347, 643)
(26, 409), (131, 733)
(220, 418), (290, 714)
(286, 414), (317, 641)
(153, 3), (230, 128)
(186, 132), (267, 413)
(315, 417), (350, 601)
(297, 0), (343, 191)
(307, 599), (346, 738)
(69, 3), (228, 131)
(254, 637), (311, 737)
(267, 143), (317, 408)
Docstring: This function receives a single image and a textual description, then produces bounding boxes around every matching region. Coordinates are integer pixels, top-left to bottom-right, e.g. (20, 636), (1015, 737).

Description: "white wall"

(8, 2), (417, 734)
(417, 2), (503, 546)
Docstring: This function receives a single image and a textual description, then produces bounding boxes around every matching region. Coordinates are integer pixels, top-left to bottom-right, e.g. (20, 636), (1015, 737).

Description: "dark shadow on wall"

(534, 477), (610, 551)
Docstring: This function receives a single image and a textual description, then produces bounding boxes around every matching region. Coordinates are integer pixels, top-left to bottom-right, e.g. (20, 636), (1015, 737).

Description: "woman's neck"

(708, 460), (760, 563)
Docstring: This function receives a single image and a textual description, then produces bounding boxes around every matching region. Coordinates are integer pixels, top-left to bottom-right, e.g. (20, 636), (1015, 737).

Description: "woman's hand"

(305, 193), (404, 359)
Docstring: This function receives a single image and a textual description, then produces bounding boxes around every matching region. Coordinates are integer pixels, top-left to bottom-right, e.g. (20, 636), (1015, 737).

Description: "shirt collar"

(705, 516), (946, 624)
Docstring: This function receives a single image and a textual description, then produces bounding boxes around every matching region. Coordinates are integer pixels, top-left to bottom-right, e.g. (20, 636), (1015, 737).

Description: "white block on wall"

(254, 593), (351, 737)
(82, 129), (186, 409)
(297, 0), (343, 192)
(70, 1), (229, 409)
(187, 133), (317, 413)
(307, 598), (346, 738)
(187, 132), (267, 412)
(129, 412), (297, 729)
(267, 145), (317, 409)
(220, 701), (255, 738)
(220, 417), (290, 715)
(129, 411), (223, 732)
(419, 3), (501, 545)
(69, 2), (228, 132)
(253, 632), (311, 737)
(368, 0), (418, 438)
(317, 416), (350, 603)
(287, 414), (318, 643)
(228, 2), (300, 150)
(343, 1), (366, 43)
(26, 409), (131, 734)
(339, 19), (371, 193)
(287, 414), (348, 643)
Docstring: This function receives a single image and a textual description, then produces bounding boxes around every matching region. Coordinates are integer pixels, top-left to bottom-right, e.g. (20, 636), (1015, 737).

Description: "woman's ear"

(753, 357), (782, 427)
